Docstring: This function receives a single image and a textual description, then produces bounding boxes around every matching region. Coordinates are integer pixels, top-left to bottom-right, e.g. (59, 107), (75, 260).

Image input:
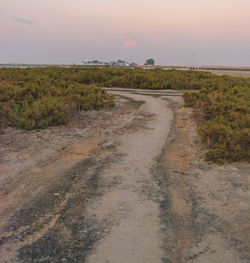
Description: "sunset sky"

(1, 0), (250, 65)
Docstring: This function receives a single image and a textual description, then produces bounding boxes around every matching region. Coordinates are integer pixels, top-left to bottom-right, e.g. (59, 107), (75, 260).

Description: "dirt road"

(0, 89), (249, 263)
(85, 89), (177, 263)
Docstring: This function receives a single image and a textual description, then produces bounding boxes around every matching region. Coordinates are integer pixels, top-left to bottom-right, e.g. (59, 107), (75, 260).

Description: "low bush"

(0, 68), (114, 130)
(1, 67), (249, 163)
(183, 85), (250, 163)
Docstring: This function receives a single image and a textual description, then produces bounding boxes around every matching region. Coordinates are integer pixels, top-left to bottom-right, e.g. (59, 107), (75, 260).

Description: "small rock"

(102, 140), (115, 149)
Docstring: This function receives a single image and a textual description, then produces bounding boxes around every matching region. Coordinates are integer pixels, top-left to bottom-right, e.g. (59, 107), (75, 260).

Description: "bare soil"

(199, 69), (250, 77)
(157, 104), (250, 263)
(0, 88), (249, 263)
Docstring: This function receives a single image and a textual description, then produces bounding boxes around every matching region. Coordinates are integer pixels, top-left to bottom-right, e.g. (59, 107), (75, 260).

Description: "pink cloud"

(124, 40), (138, 48)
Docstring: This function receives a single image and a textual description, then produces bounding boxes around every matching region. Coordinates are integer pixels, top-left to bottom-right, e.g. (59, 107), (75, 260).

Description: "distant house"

(109, 60), (126, 67)
(88, 60), (99, 64)
(116, 60), (126, 67)
(129, 62), (137, 68)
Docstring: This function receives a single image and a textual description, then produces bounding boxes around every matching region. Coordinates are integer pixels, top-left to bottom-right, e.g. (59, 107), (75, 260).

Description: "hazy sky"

(1, 0), (250, 65)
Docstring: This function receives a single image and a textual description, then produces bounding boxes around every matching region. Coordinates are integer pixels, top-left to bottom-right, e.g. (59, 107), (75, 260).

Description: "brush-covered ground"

(0, 67), (115, 130)
(0, 89), (249, 263)
(1, 67), (249, 163)
(0, 68), (249, 262)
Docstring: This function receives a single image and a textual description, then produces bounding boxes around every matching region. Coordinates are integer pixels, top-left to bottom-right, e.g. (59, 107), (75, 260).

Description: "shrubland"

(183, 83), (250, 163)
(0, 67), (249, 163)
(0, 67), (115, 130)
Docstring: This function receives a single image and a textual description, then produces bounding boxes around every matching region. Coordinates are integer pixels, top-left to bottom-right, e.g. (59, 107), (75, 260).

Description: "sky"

(1, 0), (250, 66)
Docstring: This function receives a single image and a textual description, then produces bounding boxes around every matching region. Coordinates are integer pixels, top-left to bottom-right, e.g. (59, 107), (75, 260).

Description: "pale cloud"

(13, 16), (35, 25)
(124, 40), (138, 48)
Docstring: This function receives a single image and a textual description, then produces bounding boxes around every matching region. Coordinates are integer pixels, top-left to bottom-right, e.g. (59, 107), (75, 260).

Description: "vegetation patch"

(183, 83), (250, 163)
(2, 67), (220, 130)
(1, 67), (249, 163)
(0, 68), (115, 130)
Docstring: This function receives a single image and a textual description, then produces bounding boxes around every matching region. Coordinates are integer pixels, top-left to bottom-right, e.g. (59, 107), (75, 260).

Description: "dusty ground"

(0, 88), (249, 263)
(157, 104), (250, 263)
(198, 69), (250, 77)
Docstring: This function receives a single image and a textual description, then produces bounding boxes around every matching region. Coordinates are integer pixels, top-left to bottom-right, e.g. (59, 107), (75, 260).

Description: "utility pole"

(192, 54), (196, 68)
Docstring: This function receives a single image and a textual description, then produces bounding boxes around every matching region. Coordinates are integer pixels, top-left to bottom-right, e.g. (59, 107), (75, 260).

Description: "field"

(0, 67), (249, 163)
(1, 89), (249, 262)
(0, 71), (249, 262)
(200, 69), (250, 78)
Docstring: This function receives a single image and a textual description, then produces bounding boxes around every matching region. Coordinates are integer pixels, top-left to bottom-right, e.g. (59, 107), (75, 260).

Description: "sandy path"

(85, 90), (176, 263)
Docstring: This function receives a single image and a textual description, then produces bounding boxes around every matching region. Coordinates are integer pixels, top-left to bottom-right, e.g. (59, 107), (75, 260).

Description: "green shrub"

(183, 91), (201, 107)
(183, 85), (250, 163)
(1, 66), (250, 163)
(9, 97), (68, 130)
(0, 68), (115, 130)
